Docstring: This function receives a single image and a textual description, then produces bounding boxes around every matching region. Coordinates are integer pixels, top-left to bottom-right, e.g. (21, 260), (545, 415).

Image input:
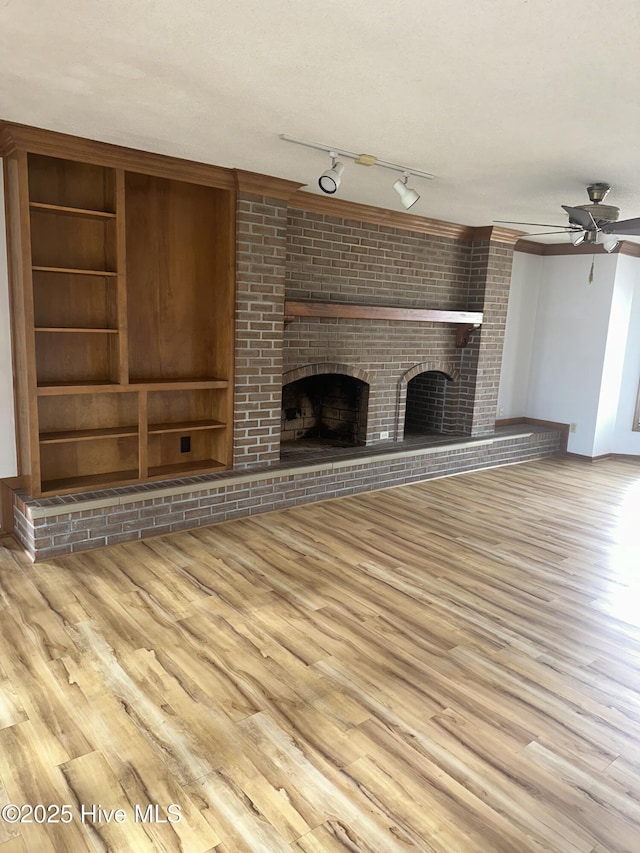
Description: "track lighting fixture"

(392, 172), (420, 210)
(280, 133), (434, 211)
(318, 153), (344, 194)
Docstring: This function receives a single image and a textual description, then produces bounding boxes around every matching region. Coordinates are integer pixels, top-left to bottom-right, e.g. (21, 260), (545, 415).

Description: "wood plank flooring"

(1, 456), (640, 851)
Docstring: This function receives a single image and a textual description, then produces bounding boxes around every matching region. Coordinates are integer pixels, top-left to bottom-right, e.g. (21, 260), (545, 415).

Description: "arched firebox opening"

(404, 369), (456, 436)
(281, 373), (369, 448)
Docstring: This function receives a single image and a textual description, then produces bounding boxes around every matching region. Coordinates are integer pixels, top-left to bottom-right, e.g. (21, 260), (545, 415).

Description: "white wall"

(0, 168), (18, 479)
(525, 253), (617, 455)
(612, 254), (640, 455)
(593, 253), (636, 457)
(502, 247), (640, 458)
(496, 251), (541, 419)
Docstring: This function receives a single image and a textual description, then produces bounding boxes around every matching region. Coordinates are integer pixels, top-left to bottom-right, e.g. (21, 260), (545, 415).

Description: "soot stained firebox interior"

(281, 374), (369, 446)
(404, 370), (455, 436)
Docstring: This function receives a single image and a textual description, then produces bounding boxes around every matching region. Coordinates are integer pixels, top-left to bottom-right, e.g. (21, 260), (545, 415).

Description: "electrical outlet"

(570, 423), (577, 433)
(499, 407), (505, 417)
(180, 435), (191, 453)
(380, 431), (390, 440)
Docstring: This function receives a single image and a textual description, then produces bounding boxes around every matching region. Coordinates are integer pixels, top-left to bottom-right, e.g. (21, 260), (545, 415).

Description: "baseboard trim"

(0, 480), (16, 536)
(564, 452), (608, 462)
(565, 451), (640, 463)
(544, 451), (640, 462)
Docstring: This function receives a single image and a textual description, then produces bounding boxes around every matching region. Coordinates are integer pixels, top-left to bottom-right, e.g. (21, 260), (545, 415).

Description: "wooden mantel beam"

(284, 301), (483, 325)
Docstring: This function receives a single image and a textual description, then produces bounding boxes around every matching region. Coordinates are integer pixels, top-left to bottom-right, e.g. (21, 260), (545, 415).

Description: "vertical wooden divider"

(115, 169), (128, 385)
(138, 389), (148, 479)
(6, 152), (41, 495)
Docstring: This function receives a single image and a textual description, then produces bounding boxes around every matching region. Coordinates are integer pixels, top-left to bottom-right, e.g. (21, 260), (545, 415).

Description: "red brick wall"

(283, 209), (514, 443)
(233, 192), (288, 468)
(459, 239), (514, 436)
(286, 210), (471, 307)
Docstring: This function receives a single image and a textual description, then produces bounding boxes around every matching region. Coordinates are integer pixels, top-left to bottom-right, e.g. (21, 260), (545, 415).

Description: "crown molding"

(470, 225), (526, 245)
(0, 120), (236, 189)
(618, 241), (640, 257)
(290, 190), (475, 241)
(234, 170), (305, 199)
(540, 242), (611, 256)
(515, 240), (547, 255)
(0, 124), (17, 157)
(290, 192), (526, 244)
(515, 238), (640, 257)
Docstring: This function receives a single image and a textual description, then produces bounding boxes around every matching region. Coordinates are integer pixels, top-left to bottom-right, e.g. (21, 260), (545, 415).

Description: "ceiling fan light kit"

(280, 133), (433, 210)
(600, 233), (619, 253)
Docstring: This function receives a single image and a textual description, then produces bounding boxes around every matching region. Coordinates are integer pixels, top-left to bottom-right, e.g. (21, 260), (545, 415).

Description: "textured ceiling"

(2, 0), (640, 242)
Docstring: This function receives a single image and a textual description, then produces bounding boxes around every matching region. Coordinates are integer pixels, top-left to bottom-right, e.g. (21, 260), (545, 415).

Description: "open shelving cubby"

(145, 387), (229, 480)
(37, 392), (139, 495)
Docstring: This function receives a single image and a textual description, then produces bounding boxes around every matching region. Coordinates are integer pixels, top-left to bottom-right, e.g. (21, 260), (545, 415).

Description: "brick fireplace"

(231, 193), (519, 466)
(8, 185), (563, 559)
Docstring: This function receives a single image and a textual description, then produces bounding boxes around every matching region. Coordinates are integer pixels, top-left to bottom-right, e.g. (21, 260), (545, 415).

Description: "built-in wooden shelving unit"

(1, 124), (236, 497)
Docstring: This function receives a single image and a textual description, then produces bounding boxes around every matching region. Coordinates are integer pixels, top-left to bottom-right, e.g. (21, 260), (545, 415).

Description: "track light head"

(392, 173), (420, 210)
(569, 230), (585, 247)
(318, 154), (344, 194)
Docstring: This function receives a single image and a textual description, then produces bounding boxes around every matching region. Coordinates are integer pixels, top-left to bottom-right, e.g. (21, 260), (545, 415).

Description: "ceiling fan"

(496, 183), (640, 252)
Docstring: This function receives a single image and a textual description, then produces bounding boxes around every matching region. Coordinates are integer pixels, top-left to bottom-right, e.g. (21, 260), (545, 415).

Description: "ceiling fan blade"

(600, 216), (640, 235)
(518, 230), (578, 237)
(494, 220), (571, 228)
(561, 205), (597, 230)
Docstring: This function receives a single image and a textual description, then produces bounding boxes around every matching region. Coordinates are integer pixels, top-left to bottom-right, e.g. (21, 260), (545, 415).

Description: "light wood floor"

(1, 456), (640, 852)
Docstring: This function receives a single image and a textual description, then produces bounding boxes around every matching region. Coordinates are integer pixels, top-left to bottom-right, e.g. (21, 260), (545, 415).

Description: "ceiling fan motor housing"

(577, 183), (619, 225)
(576, 202), (620, 224)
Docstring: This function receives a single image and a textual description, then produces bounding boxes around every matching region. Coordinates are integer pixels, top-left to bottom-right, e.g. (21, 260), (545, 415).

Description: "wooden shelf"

(29, 202), (116, 220)
(32, 266), (118, 277)
(130, 378), (229, 390)
(148, 419), (225, 435)
(37, 382), (122, 395)
(148, 459), (226, 479)
(41, 469), (140, 495)
(40, 426), (138, 445)
(35, 327), (118, 334)
(284, 300), (483, 325)
(36, 380), (231, 396)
